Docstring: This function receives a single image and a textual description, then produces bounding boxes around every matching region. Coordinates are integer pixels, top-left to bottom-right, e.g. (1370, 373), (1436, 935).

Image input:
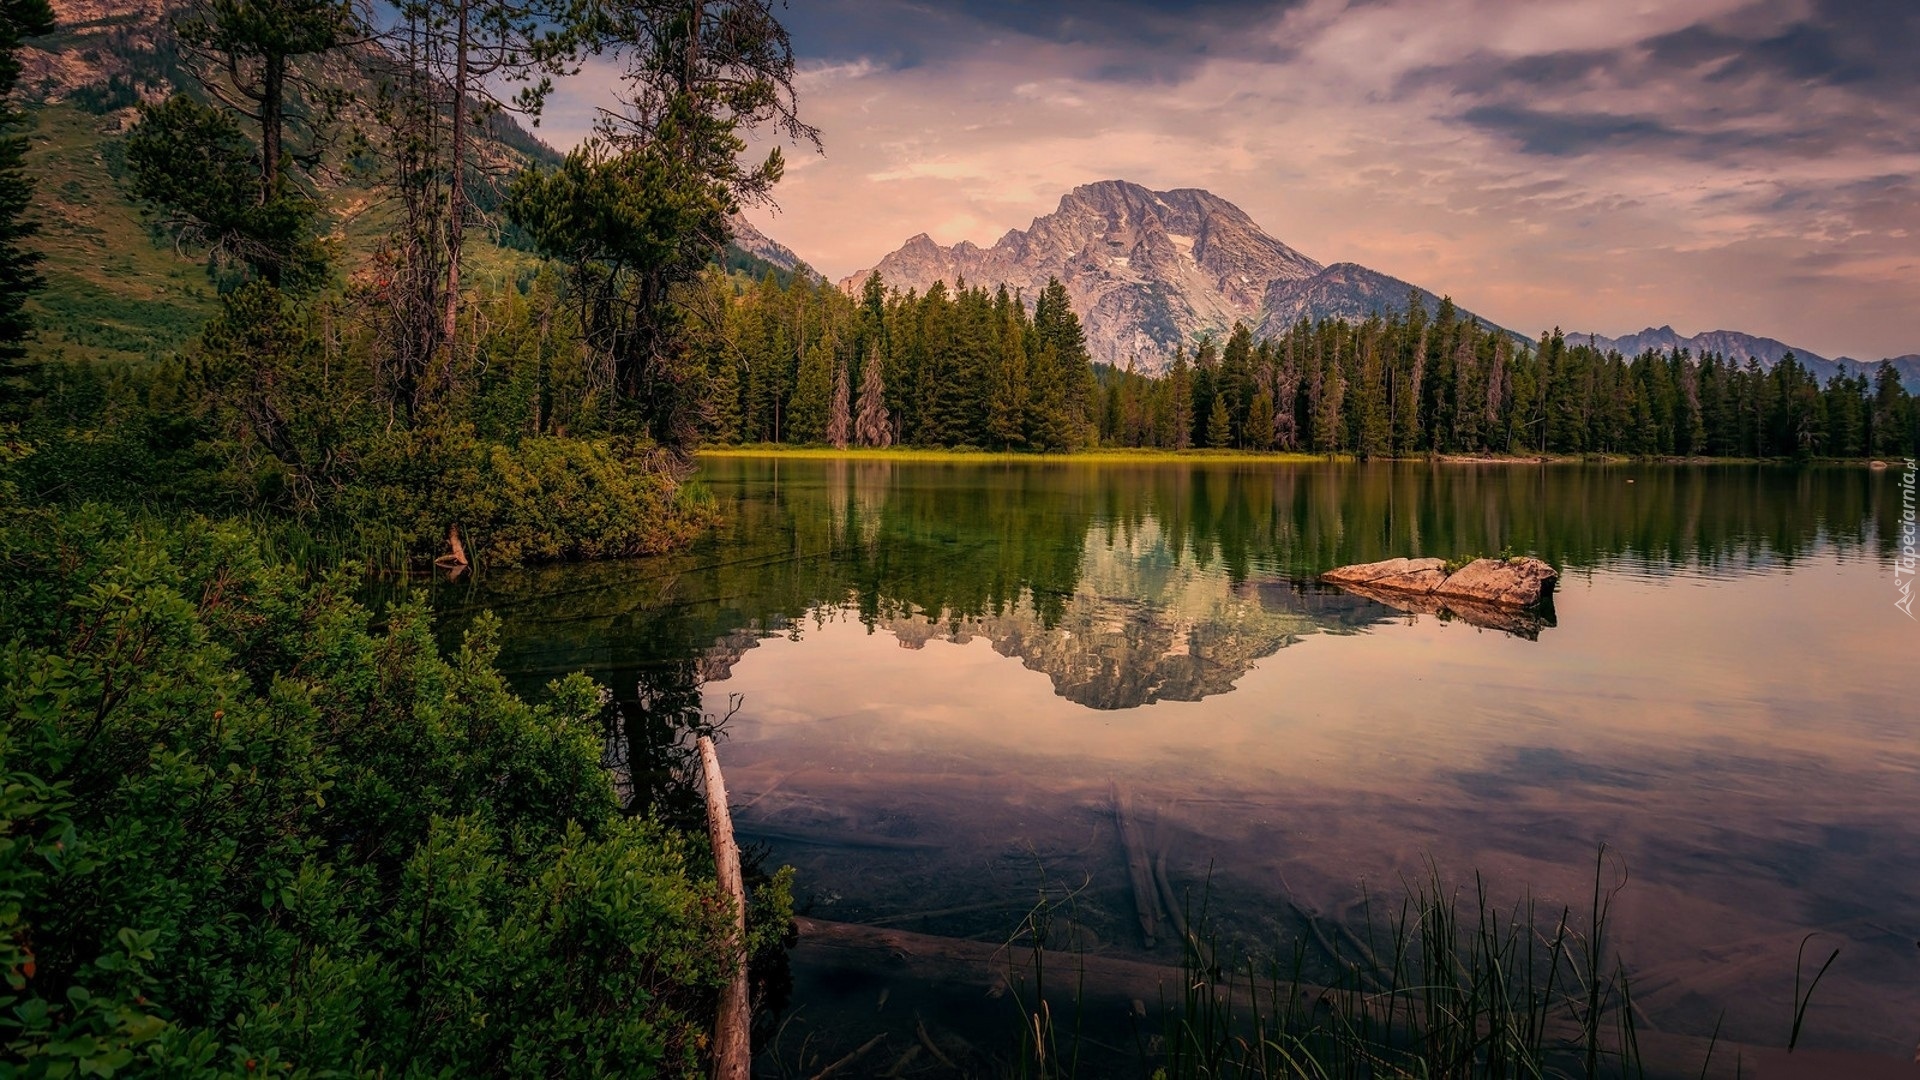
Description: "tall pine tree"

(855, 344), (893, 447)
(827, 357), (851, 449)
(0, 0), (53, 408)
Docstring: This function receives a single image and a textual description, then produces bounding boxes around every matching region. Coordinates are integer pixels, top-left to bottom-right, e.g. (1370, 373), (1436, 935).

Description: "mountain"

(841, 179), (1510, 372)
(725, 213), (819, 282)
(1850, 354), (1920, 392)
(1569, 325), (1816, 365)
(1258, 262), (1450, 338)
(846, 180), (1919, 384)
(1570, 326), (1920, 391)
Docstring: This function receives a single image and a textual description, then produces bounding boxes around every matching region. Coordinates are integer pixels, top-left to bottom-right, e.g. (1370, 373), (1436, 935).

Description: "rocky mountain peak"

(843, 179), (1346, 371)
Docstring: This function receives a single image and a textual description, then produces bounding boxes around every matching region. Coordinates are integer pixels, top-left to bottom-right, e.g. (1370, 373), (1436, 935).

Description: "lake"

(429, 456), (1918, 1074)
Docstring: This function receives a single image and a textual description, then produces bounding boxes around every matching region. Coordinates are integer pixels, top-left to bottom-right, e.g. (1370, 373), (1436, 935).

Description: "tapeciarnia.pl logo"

(1898, 458), (1917, 619)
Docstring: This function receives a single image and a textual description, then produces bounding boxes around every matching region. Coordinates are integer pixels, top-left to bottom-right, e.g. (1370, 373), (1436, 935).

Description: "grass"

(18, 101), (547, 369)
(700, 445), (1348, 464)
(1007, 847), (1775, 1080)
(702, 445), (1899, 469)
(22, 103), (219, 365)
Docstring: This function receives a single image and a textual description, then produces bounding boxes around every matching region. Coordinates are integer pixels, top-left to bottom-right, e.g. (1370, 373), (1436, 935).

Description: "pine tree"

(1871, 361), (1909, 457)
(0, 0), (54, 408)
(1246, 389), (1276, 451)
(1167, 349), (1193, 450)
(788, 337), (832, 443)
(1311, 339), (1345, 454)
(1354, 330), (1389, 459)
(827, 356), (851, 449)
(123, 0), (368, 296)
(1033, 276), (1093, 445)
(855, 345), (893, 447)
(1205, 394), (1232, 449)
(1026, 344), (1073, 450)
(987, 297), (1029, 449)
(1221, 322), (1256, 445)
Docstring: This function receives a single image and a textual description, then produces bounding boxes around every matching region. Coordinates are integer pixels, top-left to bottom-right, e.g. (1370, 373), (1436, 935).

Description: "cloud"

(542, 0), (1920, 360)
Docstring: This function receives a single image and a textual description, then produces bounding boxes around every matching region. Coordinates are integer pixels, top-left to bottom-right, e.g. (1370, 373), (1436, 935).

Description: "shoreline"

(698, 446), (1882, 467)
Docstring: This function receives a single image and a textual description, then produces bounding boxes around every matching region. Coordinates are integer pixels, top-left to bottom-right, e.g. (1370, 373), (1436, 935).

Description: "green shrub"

(350, 429), (717, 568)
(0, 503), (785, 1076)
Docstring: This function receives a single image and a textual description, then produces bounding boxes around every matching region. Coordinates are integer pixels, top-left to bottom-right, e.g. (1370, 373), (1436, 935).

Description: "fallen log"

(699, 736), (751, 1080)
(1109, 780), (1161, 948)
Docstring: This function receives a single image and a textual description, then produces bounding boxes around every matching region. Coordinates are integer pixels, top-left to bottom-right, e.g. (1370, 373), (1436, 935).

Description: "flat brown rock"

(1320, 555), (1559, 638)
(1431, 557), (1558, 607)
(1317, 557), (1448, 594)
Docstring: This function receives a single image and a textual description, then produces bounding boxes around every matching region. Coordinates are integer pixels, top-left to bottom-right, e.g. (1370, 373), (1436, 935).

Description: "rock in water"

(1319, 556), (1558, 638)
(1318, 557), (1449, 594)
(1431, 557), (1557, 607)
(1321, 556), (1556, 611)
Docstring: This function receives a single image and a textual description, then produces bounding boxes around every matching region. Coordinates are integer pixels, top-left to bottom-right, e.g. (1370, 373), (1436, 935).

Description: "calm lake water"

(431, 457), (1918, 1071)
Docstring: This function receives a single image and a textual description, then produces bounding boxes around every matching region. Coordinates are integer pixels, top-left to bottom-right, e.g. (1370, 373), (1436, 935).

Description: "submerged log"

(734, 821), (940, 852)
(1109, 781), (1160, 948)
(1153, 849), (1189, 945)
(809, 1033), (884, 1079)
(699, 736), (751, 1080)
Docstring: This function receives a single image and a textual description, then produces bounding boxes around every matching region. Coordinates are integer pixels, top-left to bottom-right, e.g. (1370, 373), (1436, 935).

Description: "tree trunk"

(697, 736), (751, 1080)
(443, 0), (468, 346)
(261, 52), (284, 195)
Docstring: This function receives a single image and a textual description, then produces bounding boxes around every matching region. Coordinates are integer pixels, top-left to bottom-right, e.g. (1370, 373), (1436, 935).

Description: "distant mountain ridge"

(1570, 326), (1920, 390)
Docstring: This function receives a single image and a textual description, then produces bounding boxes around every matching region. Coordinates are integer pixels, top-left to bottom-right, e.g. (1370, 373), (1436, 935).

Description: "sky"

(541, 0), (1920, 360)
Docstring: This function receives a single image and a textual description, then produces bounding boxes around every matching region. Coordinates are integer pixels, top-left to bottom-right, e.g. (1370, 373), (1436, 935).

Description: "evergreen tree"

(1353, 325), (1389, 459)
(788, 337), (832, 442)
(1393, 292), (1427, 452)
(1311, 339), (1344, 454)
(1221, 322), (1255, 445)
(1205, 393), (1232, 450)
(855, 344), (893, 447)
(1246, 389), (1276, 451)
(827, 356), (851, 449)
(509, 0), (815, 445)
(1167, 349), (1193, 450)
(0, 0), (54, 408)
(1033, 276), (1093, 445)
(987, 291), (1029, 449)
(1871, 361), (1909, 457)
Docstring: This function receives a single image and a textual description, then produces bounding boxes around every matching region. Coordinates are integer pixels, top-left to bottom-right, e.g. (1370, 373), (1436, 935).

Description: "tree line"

(1094, 300), (1918, 459)
(682, 269), (1102, 450)
(692, 272), (1919, 460)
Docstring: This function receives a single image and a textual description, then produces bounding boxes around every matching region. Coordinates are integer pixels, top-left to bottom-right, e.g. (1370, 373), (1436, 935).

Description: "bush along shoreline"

(0, 474), (793, 1076)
